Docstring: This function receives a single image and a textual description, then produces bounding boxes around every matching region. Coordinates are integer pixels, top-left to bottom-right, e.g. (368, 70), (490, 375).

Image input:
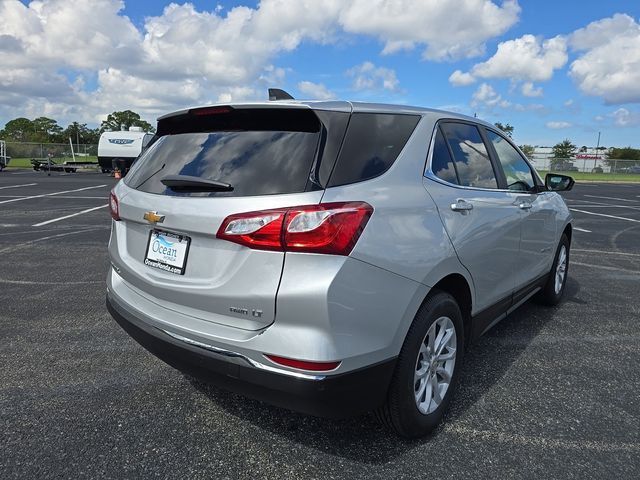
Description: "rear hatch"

(110, 105), (349, 330)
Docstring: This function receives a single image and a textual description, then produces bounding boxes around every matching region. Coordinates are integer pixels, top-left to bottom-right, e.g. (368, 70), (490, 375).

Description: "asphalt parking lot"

(1, 170), (639, 479)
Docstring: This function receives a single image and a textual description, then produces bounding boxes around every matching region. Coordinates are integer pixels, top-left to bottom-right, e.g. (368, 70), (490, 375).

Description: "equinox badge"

(143, 211), (165, 224)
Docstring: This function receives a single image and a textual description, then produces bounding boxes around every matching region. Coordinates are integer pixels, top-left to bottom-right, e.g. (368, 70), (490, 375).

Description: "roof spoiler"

(268, 88), (295, 101)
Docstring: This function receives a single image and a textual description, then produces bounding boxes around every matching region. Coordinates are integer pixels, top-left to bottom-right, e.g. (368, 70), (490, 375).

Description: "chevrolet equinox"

(106, 98), (573, 438)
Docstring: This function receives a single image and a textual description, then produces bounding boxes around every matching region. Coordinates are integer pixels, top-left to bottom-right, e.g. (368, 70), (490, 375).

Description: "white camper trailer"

(97, 127), (154, 174)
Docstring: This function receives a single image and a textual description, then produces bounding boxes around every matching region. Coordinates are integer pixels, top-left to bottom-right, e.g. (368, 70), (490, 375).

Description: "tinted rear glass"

(430, 127), (458, 184)
(125, 109), (321, 197)
(440, 122), (497, 189)
(328, 113), (420, 187)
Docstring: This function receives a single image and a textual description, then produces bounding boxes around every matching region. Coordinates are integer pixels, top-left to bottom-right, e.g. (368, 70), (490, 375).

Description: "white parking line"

(583, 194), (639, 203)
(446, 425), (640, 453)
(0, 183), (37, 190)
(0, 184), (107, 205)
(566, 198), (640, 210)
(573, 249), (640, 257)
(570, 208), (640, 223)
(0, 195), (107, 199)
(32, 204), (108, 227)
(570, 204), (640, 210)
(573, 227), (592, 233)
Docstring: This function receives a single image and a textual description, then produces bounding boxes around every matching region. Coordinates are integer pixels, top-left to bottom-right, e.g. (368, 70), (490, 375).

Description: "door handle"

(450, 200), (473, 212)
(518, 202), (533, 210)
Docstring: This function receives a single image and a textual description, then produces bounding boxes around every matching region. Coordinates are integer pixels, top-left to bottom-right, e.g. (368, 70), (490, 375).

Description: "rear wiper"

(161, 175), (233, 192)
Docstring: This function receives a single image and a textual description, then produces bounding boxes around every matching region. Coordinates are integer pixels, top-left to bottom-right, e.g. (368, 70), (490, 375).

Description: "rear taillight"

(216, 202), (373, 255)
(109, 191), (120, 221)
(264, 354), (341, 372)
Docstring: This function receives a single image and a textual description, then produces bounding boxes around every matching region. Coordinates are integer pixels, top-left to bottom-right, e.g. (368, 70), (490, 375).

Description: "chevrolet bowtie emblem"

(143, 211), (165, 224)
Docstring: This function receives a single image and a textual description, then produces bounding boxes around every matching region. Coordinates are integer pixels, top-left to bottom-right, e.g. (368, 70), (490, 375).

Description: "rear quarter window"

(328, 113), (420, 187)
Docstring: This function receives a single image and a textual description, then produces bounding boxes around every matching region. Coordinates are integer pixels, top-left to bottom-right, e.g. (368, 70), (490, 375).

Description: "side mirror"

(545, 173), (574, 192)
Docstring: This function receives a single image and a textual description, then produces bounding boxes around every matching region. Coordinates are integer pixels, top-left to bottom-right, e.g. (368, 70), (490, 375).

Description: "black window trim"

(425, 118), (544, 193)
(425, 119), (501, 192)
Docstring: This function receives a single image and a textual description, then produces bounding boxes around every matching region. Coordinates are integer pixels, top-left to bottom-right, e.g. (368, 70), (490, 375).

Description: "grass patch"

(537, 170), (640, 183)
(6, 156), (98, 168)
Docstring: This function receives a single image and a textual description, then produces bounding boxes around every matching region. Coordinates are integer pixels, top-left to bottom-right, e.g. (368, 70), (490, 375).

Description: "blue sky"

(2, 1), (640, 148)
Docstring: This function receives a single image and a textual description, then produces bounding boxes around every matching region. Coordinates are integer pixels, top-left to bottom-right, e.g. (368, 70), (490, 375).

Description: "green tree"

(64, 122), (90, 147)
(85, 127), (101, 145)
(1, 117), (34, 142)
(494, 122), (514, 138)
(32, 117), (64, 142)
(551, 139), (577, 169)
(519, 144), (535, 160)
(552, 139), (576, 159)
(100, 110), (155, 133)
(607, 147), (640, 161)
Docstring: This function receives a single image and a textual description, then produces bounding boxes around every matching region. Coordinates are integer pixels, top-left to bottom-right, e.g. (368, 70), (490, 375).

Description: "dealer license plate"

(144, 230), (190, 275)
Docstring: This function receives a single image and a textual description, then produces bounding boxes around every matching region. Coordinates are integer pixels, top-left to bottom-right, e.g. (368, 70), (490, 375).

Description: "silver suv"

(106, 98), (573, 438)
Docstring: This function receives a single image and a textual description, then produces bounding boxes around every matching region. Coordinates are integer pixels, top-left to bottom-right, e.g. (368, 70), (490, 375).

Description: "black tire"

(376, 290), (464, 438)
(535, 233), (570, 306)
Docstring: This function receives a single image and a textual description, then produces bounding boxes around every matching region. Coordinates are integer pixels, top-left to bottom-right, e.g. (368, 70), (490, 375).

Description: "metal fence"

(0, 140), (7, 167)
(528, 157), (640, 174)
(1, 141), (638, 174)
(3, 142), (98, 159)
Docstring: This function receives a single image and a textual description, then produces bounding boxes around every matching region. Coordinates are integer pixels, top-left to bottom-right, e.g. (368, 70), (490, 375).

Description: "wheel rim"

(554, 245), (567, 295)
(414, 316), (457, 415)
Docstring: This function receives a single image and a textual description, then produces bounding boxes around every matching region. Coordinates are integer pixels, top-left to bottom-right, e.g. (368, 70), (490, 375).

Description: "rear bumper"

(107, 293), (396, 418)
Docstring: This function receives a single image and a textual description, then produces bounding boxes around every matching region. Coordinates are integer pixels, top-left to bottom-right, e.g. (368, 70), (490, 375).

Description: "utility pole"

(595, 131), (601, 171)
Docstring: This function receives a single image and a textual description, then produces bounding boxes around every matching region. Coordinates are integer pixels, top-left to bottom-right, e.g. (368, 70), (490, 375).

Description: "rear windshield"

(125, 109), (321, 197)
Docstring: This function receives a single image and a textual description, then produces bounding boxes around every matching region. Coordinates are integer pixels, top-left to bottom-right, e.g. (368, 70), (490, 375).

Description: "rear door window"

(430, 127), (459, 185)
(125, 108), (323, 197)
(440, 122), (498, 189)
(328, 113), (420, 187)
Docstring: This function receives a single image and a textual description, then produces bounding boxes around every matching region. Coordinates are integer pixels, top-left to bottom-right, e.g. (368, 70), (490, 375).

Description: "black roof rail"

(268, 88), (295, 101)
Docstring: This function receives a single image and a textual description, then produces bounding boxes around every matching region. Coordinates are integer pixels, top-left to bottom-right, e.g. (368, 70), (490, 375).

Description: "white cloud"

(607, 108), (640, 127)
(471, 83), (511, 109)
(471, 83), (548, 113)
(347, 62), (400, 92)
(569, 14), (640, 104)
(259, 65), (287, 86)
(449, 70), (476, 87)
(470, 34), (567, 82)
(546, 121), (572, 129)
(521, 82), (543, 97)
(0, 0), (521, 126)
(297, 81), (336, 100)
(338, 0), (520, 60)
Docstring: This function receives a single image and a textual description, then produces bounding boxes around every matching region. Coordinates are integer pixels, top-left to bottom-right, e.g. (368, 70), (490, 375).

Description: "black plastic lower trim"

(471, 272), (549, 339)
(107, 294), (396, 418)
